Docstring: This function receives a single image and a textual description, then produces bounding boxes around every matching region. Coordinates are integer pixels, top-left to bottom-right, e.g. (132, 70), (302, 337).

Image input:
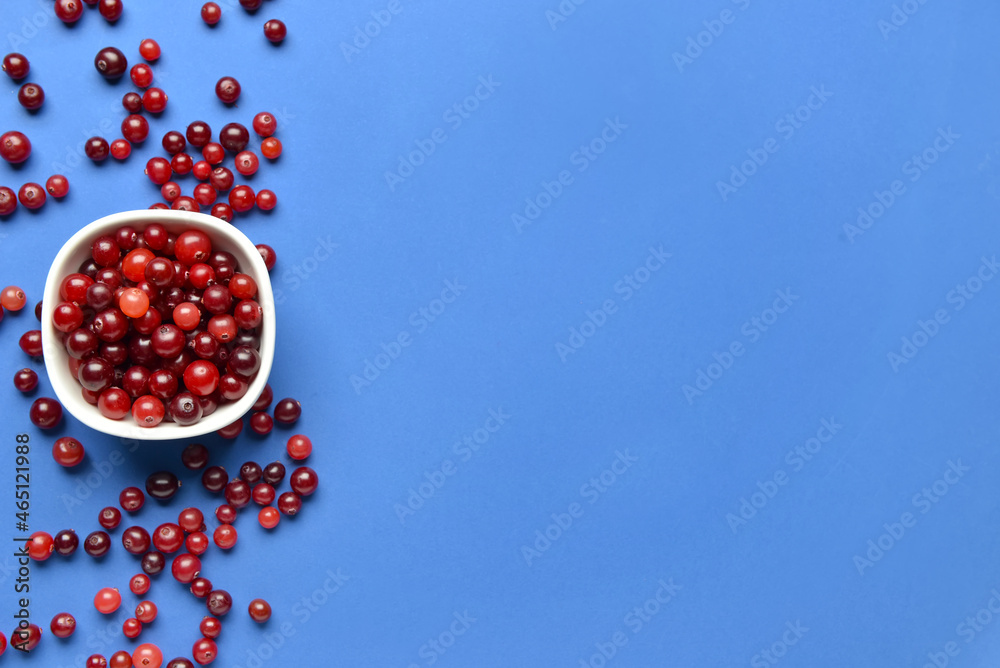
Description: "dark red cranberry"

(84, 530), (111, 557)
(53, 529), (79, 556)
(274, 398), (301, 424)
(263, 19), (286, 43)
(123, 92), (143, 113)
(206, 590), (232, 616)
(98, 0), (123, 21)
(239, 461), (263, 484)
(162, 131), (187, 155)
(17, 82), (44, 110)
(30, 397), (62, 429)
(289, 467), (318, 496)
(2, 53), (29, 80)
(146, 471), (180, 500)
(181, 443), (209, 470)
(201, 466), (227, 493)
(94, 46), (128, 79)
(141, 550), (166, 575)
(215, 76), (241, 104)
(218, 123), (249, 152)
(262, 461), (285, 486)
(122, 526), (152, 555)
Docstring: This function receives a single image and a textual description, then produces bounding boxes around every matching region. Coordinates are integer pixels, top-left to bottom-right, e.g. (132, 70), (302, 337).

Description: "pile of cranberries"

(51, 224), (264, 428)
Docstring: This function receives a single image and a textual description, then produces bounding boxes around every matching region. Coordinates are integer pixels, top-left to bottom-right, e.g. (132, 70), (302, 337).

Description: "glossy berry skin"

(121, 526), (152, 555)
(248, 598), (271, 622)
(215, 504), (236, 524)
(131, 63), (153, 88)
(262, 461), (285, 486)
(1, 131), (32, 164)
(94, 46), (127, 79)
(219, 123), (249, 152)
(99, 506), (122, 529)
(98, 0), (123, 21)
(153, 523), (184, 553)
(201, 2), (221, 25)
(286, 434), (312, 460)
(260, 137), (282, 159)
(95, 587), (122, 614)
(146, 158), (173, 184)
(235, 150), (259, 175)
(85, 137), (111, 162)
(46, 174), (70, 198)
(215, 76), (241, 104)
(30, 397), (63, 428)
(289, 467), (318, 496)
(123, 91), (143, 113)
(133, 643), (163, 668)
(239, 0), (262, 9)
(141, 550), (166, 575)
(123, 617), (142, 639)
(186, 121), (212, 147)
(186, 532), (209, 555)
(146, 471), (180, 500)
(263, 19), (286, 43)
(274, 398), (301, 424)
(249, 412), (273, 435)
(17, 83), (44, 110)
(171, 553), (201, 583)
(133, 395), (166, 427)
(13, 367), (38, 393)
(252, 112), (276, 137)
(139, 39), (161, 61)
(206, 590), (232, 616)
(130, 573), (151, 595)
(27, 531), (54, 561)
(111, 139), (131, 160)
(162, 131), (186, 154)
(50, 612), (77, 638)
(258, 506), (279, 528)
(190, 577), (213, 599)
(0, 186), (17, 215)
(228, 185), (255, 213)
(54, 529), (78, 556)
(256, 244), (276, 270)
(120, 486), (145, 512)
(256, 189), (277, 211)
(19, 330), (43, 357)
(201, 466), (227, 493)
(110, 651), (132, 668)
(11, 623), (42, 651)
(122, 114), (150, 143)
(143, 87), (168, 113)
(199, 617), (221, 639)
(52, 437), (85, 467)
(212, 524), (236, 549)
(277, 491), (301, 516)
(2, 52), (29, 80)
(84, 530), (111, 557)
(55, 0), (84, 22)
(192, 637), (218, 665)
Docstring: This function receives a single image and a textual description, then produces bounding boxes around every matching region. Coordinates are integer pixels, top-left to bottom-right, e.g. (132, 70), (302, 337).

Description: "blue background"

(1, 0), (999, 666)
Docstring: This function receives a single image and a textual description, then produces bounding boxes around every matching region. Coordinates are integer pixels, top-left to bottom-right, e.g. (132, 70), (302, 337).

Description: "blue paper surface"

(1, 1), (999, 666)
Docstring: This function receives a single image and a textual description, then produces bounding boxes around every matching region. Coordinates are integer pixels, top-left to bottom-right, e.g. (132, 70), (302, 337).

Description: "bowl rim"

(41, 209), (276, 441)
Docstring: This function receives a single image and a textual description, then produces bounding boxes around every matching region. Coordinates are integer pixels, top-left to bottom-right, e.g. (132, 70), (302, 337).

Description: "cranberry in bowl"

(41, 210), (275, 440)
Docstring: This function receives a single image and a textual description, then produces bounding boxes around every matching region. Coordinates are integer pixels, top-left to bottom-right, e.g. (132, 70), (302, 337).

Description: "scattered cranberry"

(17, 83), (44, 110)
(0, 186), (17, 215)
(50, 612), (76, 638)
(289, 466), (318, 496)
(53, 529), (79, 556)
(143, 87), (168, 113)
(201, 2), (221, 25)
(162, 131), (186, 154)
(187, 120), (212, 147)
(85, 530), (111, 557)
(110, 139), (132, 160)
(215, 504), (236, 524)
(263, 19), (286, 43)
(277, 491), (302, 516)
(215, 76), (241, 104)
(146, 470), (180, 500)
(122, 526), (151, 554)
(13, 368), (38, 392)
(85, 137), (111, 162)
(248, 598), (271, 622)
(182, 443), (209, 470)
(260, 137), (282, 159)
(262, 461), (285, 486)
(210, 202), (233, 221)
(123, 617), (142, 639)
(235, 150), (259, 176)
(130, 63), (153, 88)
(99, 506), (122, 529)
(11, 624), (42, 652)
(18, 182), (45, 209)
(110, 651), (132, 668)
(94, 46), (128, 79)
(256, 189), (277, 211)
(190, 577), (213, 598)
(98, 0), (124, 22)
(27, 531), (54, 560)
(94, 587), (122, 614)
(139, 38), (161, 61)
(141, 550), (166, 575)
(217, 417), (243, 438)
(130, 573), (151, 595)
(203, 142), (225, 165)
(256, 243), (276, 270)
(199, 616), (221, 639)
(134, 644), (163, 668)
(123, 91), (143, 112)
(286, 434), (312, 460)
(228, 185), (255, 213)
(171, 553), (201, 583)
(30, 397), (63, 429)
(192, 637), (218, 665)
(1, 131), (32, 164)
(55, 0), (85, 22)
(206, 590), (232, 616)
(274, 397), (301, 424)
(46, 174), (70, 198)
(219, 123), (249, 152)
(120, 486), (145, 512)
(252, 112), (276, 137)
(172, 152), (194, 175)
(258, 506), (280, 528)
(2, 53), (29, 80)
(53, 437), (86, 467)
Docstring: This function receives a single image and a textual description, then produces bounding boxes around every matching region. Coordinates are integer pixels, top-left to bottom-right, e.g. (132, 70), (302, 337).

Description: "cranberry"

(143, 87), (168, 113)
(145, 157), (173, 184)
(146, 471), (180, 500)
(239, 0), (262, 10)
(122, 114), (150, 143)
(17, 82), (44, 110)
(30, 397), (63, 428)
(210, 202), (234, 221)
(229, 185), (255, 212)
(50, 611), (77, 638)
(122, 526), (151, 554)
(258, 506), (280, 528)
(55, 0), (84, 22)
(209, 166), (234, 191)
(187, 121), (212, 147)
(130, 573), (151, 595)
(290, 467), (318, 496)
(219, 122), (249, 152)
(13, 368), (38, 392)
(206, 589), (232, 616)
(277, 491), (301, 516)
(120, 486), (145, 512)
(261, 136), (282, 159)
(256, 243), (276, 270)
(190, 577), (213, 598)
(110, 138), (132, 160)
(141, 550), (166, 575)
(98, 0), (123, 21)
(1, 131), (32, 164)
(215, 504), (236, 524)
(215, 76), (241, 104)
(130, 63), (153, 88)
(85, 530), (111, 557)
(178, 507), (204, 532)
(53, 529), (79, 556)
(172, 152), (194, 175)
(171, 553), (201, 583)
(11, 623), (42, 651)
(133, 394), (166, 427)
(224, 479), (251, 508)
(252, 112), (276, 137)
(203, 142), (225, 165)
(85, 137), (110, 162)
(201, 2), (222, 25)
(94, 46), (128, 79)
(213, 523), (237, 549)
(256, 189), (277, 211)
(182, 443), (209, 470)
(123, 91), (143, 112)
(263, 19), (287, 43)
(98, 506), (122, 529)
(286, 434), (312, 460)
(200, 616), (221, 638)
(139, 39), (161, 61)
(186, 532), (209, 555)
(0, 186), (17, 215)
(251, 482), (275, 505)
(193, 637), (218, 665)
(134, 645), (164, 668)
(170, 391), (203, 425)
(274, 397), (301, 424)
(201, 465), (228, 493)
(162, 130), (186, 154)
(262, 461), (285, 486)
(53, 436), (86, 467)
(2, 53), (29, 80)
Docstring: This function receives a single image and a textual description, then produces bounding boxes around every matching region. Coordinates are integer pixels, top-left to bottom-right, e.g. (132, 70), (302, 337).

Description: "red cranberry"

(17, 82), (44, 110)
(122, 114), (150, 143)
(139, 39), (161, 61)
(263, 19), (286, 43)
(98, 0), (124, 21)
(146, 471), (180, 500)
(122, 526), (152, 555)
(186, 121), (212, 147)
(215, 76), (241, 104)
(218, 122), (249, 152)
(84, 530), (111, 557)
(30, 397), (63, 429)
(201, 2), (221, 25)
(13, 368), (38, 392)
(274, 397), (301, 424)
(53, 529), (79, 556)
(277, 491), (301, 515)
(206, 590), (232, 616)
(2, 53), (29, 80)
(142, 87), (168, 113)
(55, 0), (84, 22)
(1, 131), (32, 164)
(0, 186), (17, 215)
(289, 467), (319, 496)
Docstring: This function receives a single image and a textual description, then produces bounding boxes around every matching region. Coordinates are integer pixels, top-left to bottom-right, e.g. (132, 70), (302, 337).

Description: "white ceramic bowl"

(42, 210), (275, 441)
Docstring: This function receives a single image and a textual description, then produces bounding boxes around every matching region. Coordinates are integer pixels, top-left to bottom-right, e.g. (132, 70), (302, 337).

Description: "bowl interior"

(42, 210), (275, 441)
